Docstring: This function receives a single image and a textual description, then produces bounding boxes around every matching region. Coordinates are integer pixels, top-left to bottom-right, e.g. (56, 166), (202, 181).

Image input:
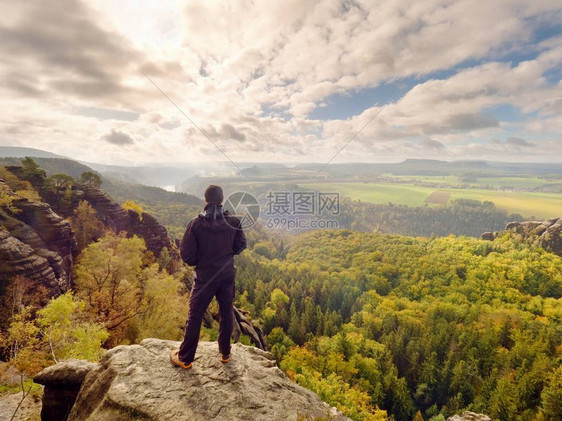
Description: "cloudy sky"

(1, 0), (561, 165)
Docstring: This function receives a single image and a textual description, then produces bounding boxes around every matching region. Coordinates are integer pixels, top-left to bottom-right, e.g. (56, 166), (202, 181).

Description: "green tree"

(0, 190), (19, 214)
(268, 327), (295, 362)
(48, 173), (74, 197)
(271, 288), (290, 308)
(540, 366), (562, 420)
(3, 307), (45, 376)
(336, 330), (354, 361)
(74, 232), (188, 346)
(21, 157), (46, 181)
(37, 292), (109, 362)
(489, 376), (517, 421)
(413, 411), (424, 421)
(79, 171), (102, 188)
(126, 264), (188, 343)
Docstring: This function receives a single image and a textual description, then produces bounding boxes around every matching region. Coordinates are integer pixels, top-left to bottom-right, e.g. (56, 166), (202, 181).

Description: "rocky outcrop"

(12, 197), (76, 281)
(3, 167), (181, 260)
(480, 231), (495, 241)
(34, 359), (96, 421)
(77, 184), (130, 233)
(233, 307), (268, 350)
(76, 184), (178, 259)
(447, 411), (491, 421)
(0, 230), (64, 292)
(0, 180), (75, 291)
(35, 339), (349, 421)
(482, 217), (562, 257)
(127, 210), (179, 259)
(506, 218), (562, 256)
(0, 170), (179, 295)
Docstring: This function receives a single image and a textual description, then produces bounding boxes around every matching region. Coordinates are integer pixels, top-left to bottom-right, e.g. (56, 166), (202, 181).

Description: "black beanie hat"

(204, 185), (224, 204)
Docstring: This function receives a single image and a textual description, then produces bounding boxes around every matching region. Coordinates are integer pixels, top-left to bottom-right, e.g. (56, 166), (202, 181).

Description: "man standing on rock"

(171, 185), (247, 369)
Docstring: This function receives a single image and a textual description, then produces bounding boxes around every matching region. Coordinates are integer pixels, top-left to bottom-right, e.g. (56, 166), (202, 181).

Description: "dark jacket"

(180, 204), (246, 281)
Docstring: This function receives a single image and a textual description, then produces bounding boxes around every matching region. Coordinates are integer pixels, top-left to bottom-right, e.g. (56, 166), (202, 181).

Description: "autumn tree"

(70, 200), (105, 251)
(122, 200), (144, 220)
(74, 233), (146, 344)
(126, 264), (188, 343)
(74, 232), (188, 346)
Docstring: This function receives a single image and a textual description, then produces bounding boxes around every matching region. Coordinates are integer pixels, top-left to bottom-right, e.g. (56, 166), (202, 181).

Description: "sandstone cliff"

(0, 167), (180, 291)
(1, 168), (267, 350)
(0, 180), (75, 292)
(34, 338), (349, 421)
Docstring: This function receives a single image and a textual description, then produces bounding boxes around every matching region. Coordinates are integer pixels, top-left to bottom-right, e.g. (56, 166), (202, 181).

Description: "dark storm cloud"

(506, 136), (535, 148)
(447, 113), (500, 130)
(0, 0), (144, 102)
(220, 123), (246, 141)
(3, 72), (44, 97)
(102, 129), (135, 146)
(201, 123), (247, 142)
(419, 138), (445, 150)
(418, 112), (500, 136)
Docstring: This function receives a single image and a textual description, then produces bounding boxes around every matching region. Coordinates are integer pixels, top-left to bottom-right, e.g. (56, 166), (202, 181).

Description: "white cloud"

(0, 0), (561, 164)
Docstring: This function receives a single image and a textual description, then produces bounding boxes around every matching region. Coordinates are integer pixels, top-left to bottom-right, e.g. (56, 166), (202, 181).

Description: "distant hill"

(0, 146), (68, 159)
(0, 147), (204, 188)
(101, 177), (203, 206)
(0, 157), (93, 179)
(291, 159), (562, 177)
(0, 157), (203, 207)
(82, 161), (202, 188)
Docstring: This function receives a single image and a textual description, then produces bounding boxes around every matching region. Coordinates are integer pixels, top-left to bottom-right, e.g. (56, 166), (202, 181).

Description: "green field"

(390, 175), (561, 190)
(298, 182), (562, 219)
(299, 182), (438, 207)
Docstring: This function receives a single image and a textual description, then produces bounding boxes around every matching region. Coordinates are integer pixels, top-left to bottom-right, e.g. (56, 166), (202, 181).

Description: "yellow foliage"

(122, 200), (144, 220)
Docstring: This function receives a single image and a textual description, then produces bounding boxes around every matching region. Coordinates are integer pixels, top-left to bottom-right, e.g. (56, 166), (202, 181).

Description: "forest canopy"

(234, 230), (562, 420)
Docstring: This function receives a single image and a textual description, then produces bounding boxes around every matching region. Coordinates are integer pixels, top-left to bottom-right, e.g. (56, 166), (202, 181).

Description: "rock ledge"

(35, 339), (349, 421)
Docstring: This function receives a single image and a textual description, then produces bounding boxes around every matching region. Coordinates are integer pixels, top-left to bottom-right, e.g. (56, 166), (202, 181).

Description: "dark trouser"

(178, 274), (235, 364)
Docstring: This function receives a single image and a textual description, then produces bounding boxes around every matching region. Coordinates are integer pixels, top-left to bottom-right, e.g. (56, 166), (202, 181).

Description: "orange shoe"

(170, 350), (192, 370)
(221, 354), (230, 364)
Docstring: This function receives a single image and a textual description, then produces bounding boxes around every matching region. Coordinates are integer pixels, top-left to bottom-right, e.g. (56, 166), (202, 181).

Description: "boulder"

(34, 359), (96, 421)
(447, 411), (491, 421)
(36, 339), (350, 421)
(480, 231), (496, 241)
